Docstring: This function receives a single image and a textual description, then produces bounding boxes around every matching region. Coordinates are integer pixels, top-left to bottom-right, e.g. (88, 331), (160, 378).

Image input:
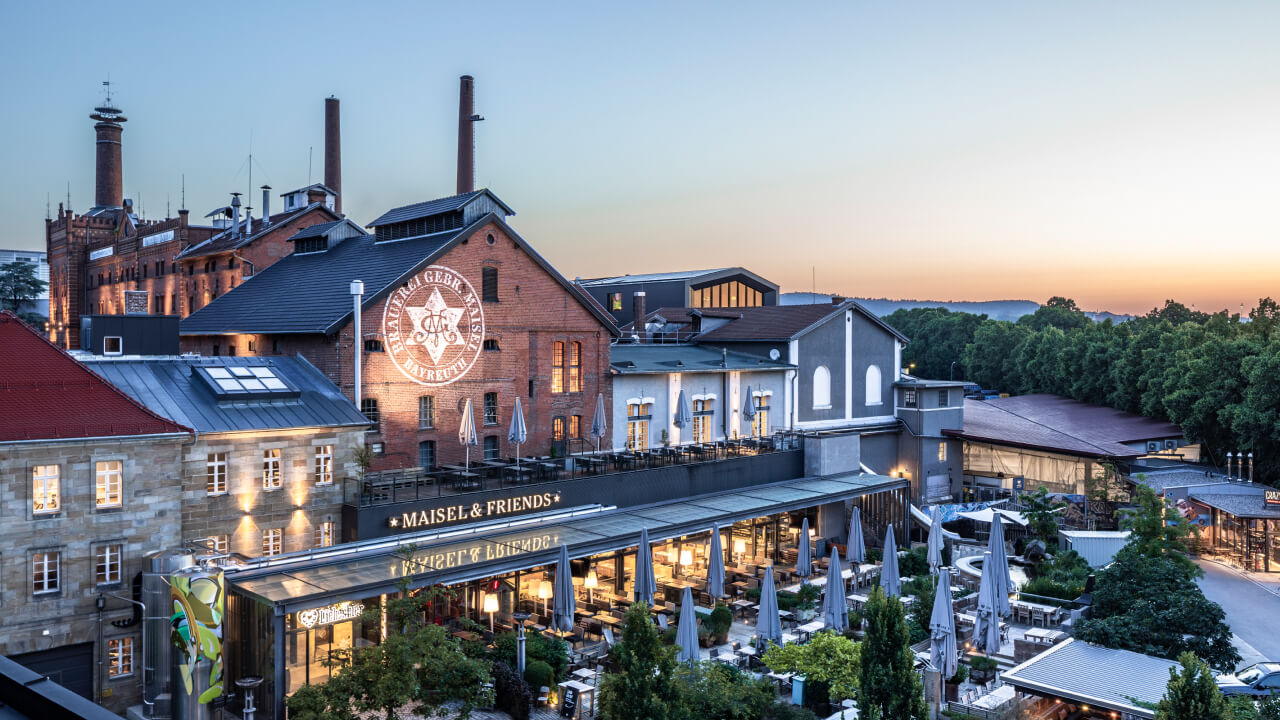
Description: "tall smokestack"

(324, 96), (342, 215)
(90, 104), (127, 208)
(457, 75), (476, 195)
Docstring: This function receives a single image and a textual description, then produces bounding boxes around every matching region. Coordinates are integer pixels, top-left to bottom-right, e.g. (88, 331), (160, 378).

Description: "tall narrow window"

(482, 267), (499, 302)
(206, 453), (228, 495)
(569, 342), (582, 392)
(314, 445), (334, 485)
(108, 637), (134, 678)
(32, 551), (60, 594)
(361, 398), (380, 432)
(901, 389), (919, 408)
(692, 399), (713, 443)
(551, 342), (565, 394)
(262, 528), (282, 557)
(96, 460), (123, 508)
(751, 396), (770, 438)
(609, 293), (622, 311)
(484, 392), (499, 425)
(552, 416), (566, 442)
(315, 521), (336, 548)
(626, 403), (651, 451)
(570, 415), (582, 440)
(484, 435), (500, 461)
(418, 441), (436, 469)
(812, 366), (832, 409)
(938, 442), (948, 463)
(936, 389), (949, 407)
(263, 449), (282, 490)
(95, 543), (122, 585)
(865, 365), (883, 406)
(32, 465), (60, 515)
(419, 395), (436, 429)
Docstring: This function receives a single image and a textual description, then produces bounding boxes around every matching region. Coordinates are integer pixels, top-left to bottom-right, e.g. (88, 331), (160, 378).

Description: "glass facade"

(689, 280), (764, 309)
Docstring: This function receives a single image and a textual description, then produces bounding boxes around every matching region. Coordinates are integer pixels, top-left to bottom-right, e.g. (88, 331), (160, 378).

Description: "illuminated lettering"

(389, 492), (563, 531)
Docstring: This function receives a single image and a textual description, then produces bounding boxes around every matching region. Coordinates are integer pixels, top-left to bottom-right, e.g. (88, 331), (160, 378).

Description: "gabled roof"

(289, 220), (342, 240)
(1002, 638), (1174, 718)
(680, 300), (909, 343)
(579, 267), (777, 290)
(177, 203), (340, 259)
(281, 183), (338, 197)
(1189, 488), (1280, 519)
(81, 355), (370, 434)
(942, 395), (1181, 458)
(0, 312), (191, 443)
(367, 189), (515, 227)
(181, 211), (619, 337)
(610, 344), (794, 375)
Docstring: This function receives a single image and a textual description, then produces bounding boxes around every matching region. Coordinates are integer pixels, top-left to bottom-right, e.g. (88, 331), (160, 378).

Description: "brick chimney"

(633, 291), (647, 338)
(324, 96), (342, 215)
(457, 75), (476, 194)
(90, 104), (127, 208)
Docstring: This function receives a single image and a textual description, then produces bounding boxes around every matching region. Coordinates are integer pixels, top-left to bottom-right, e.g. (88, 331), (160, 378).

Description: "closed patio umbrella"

(929, 567), (958, 680)
(742, 385), (757, 439)
(553, 543), (576, 636)
(880, 524), (901, 598)
(676, 586), (699, 664)
(987, 515), (1012, 618)
(756, 565), (783, 647)
(634, 527), (657, 606)
(673, 388), (693, 446)
(707, 523), (726, 599)
(589, 392), (608, 454)
(459, 397), (478, 473)
(973, 551), (1002, 656)
(796, 517), (812, 578)
(508, 396), (527, 479)
(821, 547), (847, 632)
(927, 505), (945, 573)
(847, 506), (866, 569)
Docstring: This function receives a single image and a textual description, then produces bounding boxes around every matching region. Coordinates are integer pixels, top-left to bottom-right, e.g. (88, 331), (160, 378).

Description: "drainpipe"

(104, 593), (152, 716)
(232, 250), (255, 278)
(350, 280), (364, 407)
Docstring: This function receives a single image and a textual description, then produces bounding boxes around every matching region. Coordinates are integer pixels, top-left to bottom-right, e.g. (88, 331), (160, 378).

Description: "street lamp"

(512, 611), (531, 677)
(950, 361), (958, 381)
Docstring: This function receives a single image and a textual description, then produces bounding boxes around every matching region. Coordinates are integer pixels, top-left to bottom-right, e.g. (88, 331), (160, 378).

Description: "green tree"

(761, 630), (861, 702)
(0, 261), (47, 328)
(1017, 296), (1090, 332)
(1120, 485), (1196, 573)
(1021, 486), (1066, 547)
(1155, 652), (1231, 720)
(1260, 696), (1280, 720)
(669, 662), (775, 720)
(598, 602), (679, 720)
(857, 586), (927, 720)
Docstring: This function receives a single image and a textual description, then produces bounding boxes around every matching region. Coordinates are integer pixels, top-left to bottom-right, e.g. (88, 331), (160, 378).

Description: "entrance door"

(12, 641), (95, 699)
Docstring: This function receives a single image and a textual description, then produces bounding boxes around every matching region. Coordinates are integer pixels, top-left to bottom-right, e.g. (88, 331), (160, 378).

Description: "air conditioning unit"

(1147, 441), (1161, 453)
(1164, 440), (1177, 450)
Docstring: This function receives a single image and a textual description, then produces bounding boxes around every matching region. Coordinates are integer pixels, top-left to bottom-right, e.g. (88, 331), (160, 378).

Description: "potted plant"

(969, 655), (998, 684)
(660, 429), (670, 448)
(945, 664), (969, 701)
(795, 583), (821, 621)
(708, 604), (734, 645)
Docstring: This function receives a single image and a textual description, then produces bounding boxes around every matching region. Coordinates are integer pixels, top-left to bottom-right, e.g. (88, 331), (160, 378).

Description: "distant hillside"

(780, 293), (1132, 323)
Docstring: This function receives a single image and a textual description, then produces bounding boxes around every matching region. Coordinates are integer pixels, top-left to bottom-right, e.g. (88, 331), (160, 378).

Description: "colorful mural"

(171, 568), (225, 704)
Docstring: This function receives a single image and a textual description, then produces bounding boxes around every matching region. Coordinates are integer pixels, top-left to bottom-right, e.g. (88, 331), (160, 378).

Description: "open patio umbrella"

(987, 515), (1012, 618)
(973, 551), (1002, 656)
(929, 567), (958, 680)
(707, 523), (726, 599)
(927, 505), (945, 574)
(589, 392), (608, 454)
(508, 396), (527, 479)
(634, 527), (657, 606)
(742, 385), (757, 439)
(756, 565), (783, 647)
(676, 585), (700, 664)
(553, 543), (576, 636)
(847, 506), (866, 569)
(459, 397), (478, 473)
(796, 517), (812, 578)
(880, 524), (901, 598)
(673, 389), (693, 445)
(821, 547), (847, 632)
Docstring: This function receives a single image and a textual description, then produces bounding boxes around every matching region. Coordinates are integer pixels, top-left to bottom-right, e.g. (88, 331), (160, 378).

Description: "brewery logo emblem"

(383, 265), (484, 386)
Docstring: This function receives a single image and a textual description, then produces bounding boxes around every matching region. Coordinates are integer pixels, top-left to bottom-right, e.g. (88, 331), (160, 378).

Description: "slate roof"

(1130, 469), (1230, 493)
(1002, 638), (1175, 718)
(610, 344), (794, 375)
(943, 395), (1182, 458)
(177, 203), (340, 259)
(1189, 490), (1280, 519)
(80, 355), (369, 434)
(289, 220), (343, 240)
(0, 312), (191, 443)
(180, 212), (619, 337)
(366, 189), (515, 227)
(692, 300), (909, 343)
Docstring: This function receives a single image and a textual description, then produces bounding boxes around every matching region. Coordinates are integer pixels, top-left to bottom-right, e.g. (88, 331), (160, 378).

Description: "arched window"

(865, 365), (883, 406)
(812, 366), (831, 409)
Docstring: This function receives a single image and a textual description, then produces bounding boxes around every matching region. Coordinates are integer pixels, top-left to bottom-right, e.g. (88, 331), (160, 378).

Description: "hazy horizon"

(4, 1), (1279, 317)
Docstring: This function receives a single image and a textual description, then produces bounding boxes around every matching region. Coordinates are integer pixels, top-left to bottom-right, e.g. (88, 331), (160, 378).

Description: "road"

(1197, 560), (1280, 664)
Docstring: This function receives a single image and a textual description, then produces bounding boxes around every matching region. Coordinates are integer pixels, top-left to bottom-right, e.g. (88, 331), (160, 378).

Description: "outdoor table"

(971, 685), (1016, 710)
(504, 465), (536, 484)
(1023, 628), (1066, 644)
(730, 599), (755, 618)
(596, 614), (623, 628)
(796, 620), (825, 643)
(847, 593), (868, 610)
(766, 671), (794, 692)
(451, 630), (480, 642)
(557, 680), (595, 720)
(572, 667), (599, 682)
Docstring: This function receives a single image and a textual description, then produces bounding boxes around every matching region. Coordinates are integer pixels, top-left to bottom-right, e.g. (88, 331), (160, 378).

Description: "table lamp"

(584, 569), (598, 604)
(483, 592), (499, 633)
(538, 580), (552, 616)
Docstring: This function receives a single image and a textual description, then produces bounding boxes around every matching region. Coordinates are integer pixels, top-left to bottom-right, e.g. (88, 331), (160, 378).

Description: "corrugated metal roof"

(944, 397), (1159, 459)
(366, 189), (514, 227)
(609, 344), (794, 374)
(579, 268), (734, 286)
(1189, 490), (1280, 519)
(692, 300), (910, 342)
(980, 394), (1183, 444)
(1058, 530), (1131, 538)
(80, 355), (370, 434)
(1002, 638), (1175, 718)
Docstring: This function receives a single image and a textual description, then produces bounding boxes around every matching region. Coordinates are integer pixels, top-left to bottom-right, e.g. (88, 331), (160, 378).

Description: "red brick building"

(179, 190), (618, 471)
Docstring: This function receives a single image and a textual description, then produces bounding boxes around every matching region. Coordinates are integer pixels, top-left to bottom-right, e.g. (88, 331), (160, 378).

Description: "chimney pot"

(324, 97), (342, 215)
(632, 291), (647, 340)
(261, 185), (272, 226)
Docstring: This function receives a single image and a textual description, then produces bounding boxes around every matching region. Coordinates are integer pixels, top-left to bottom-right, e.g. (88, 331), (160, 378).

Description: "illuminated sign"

(382, 265), (484, 386)
(1266, 489), (1280, 506)
(89, 246), (115, 261)
(297, 602), (364, 628)
(388, 492), (563, 531)
(395, 532), (561, 577)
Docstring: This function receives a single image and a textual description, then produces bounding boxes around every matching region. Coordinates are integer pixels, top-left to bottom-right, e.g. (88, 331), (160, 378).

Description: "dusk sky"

(4, 1), (1279, 315)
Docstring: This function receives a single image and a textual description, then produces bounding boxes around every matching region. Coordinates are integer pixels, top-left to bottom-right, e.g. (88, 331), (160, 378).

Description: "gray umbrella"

(821, 548), (847, 632)
(553, 543), (576, 635)
(756, 565), (783, 647)
(742, 385), (757, 437)
(987, 515), (1012, 618)
(508, 396), (527, 477)
(929, 567), (958, 680)
(673, 389), (693, 444)
(927, 505), (945, 573)
(589, 392), (608, 453)
(634, 527), (657, 606)
(707, 524), (726, 599)
(847, 506), (866, 569)
(676, 585), (700, 664)
(459, 397), (478, 472)
(973, 551), (1002, 655)
(796, 517), (812, 577)
(880, 524), (901, 597)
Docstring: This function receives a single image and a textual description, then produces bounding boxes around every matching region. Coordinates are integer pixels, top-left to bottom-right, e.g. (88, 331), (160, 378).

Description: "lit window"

(32, 551), (60, 594)
(314, 445), (334, 485)
(569, 342), (582, 392)
(95, 460), (123, 508)
(419, 396), (435, 429)
(263, 449), (282, 490)
(570, 415), (582, 440)
(609, 293), (622, 311)
(108, 637), (134, 678)
(938, 442), (948, 463)
(751, 396), (770, 438)
(553, 417), (566, 442)
(315, 521), (336, 548)
(551, 342), (565, 394)
(484, 392), (499, 425)
(813, 366), (831, 409)
(865, 365), (882, 406)
(206, 453), (228, 495)
(627, 404), (650, 451)
(95, 544), (122, 585)
(692, 399), (713, 444)
(262, 528), (282, 557)
(32, 465), (60, 515)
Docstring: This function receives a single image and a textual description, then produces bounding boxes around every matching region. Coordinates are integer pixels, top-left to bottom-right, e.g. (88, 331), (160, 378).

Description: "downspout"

(232, 249), (255, 278)
(105, 593), (152, 716)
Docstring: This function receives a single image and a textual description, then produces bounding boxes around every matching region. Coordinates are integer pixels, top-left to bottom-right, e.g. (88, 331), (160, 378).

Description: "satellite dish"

(769, 348), (781, 361)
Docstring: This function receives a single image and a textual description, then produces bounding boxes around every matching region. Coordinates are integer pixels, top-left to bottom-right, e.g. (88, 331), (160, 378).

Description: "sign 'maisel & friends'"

(388, 492), (563, 530)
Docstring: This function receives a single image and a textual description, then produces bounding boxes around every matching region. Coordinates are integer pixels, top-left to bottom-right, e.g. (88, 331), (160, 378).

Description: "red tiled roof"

(0, 312), (192, 442)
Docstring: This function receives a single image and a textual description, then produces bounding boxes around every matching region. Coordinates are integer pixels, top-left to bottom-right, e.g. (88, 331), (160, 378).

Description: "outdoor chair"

(657, 614), (669, 631)
(537, 686), (550, 706)
(603, 627), (616, 647)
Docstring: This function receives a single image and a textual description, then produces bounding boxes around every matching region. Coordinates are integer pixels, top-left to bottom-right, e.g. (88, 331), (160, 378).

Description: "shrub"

(746, 587), (762, 602)
(797, 583), (821, 610)
(947, 664), (969, 685)
(283, 683), (327, 720)
(777, 590), (800, 611)
(898, 546), (930, 577)
(661, 625), (678, 644)
(867, 547), (883, 564)
(491, 631), (569, 682)
(969, 656), (998, 673)
(708, 604), (734, 636)
(491, 661), (532, 720)
(524, 659), (554, 690)
(767, 700), (821, 720)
